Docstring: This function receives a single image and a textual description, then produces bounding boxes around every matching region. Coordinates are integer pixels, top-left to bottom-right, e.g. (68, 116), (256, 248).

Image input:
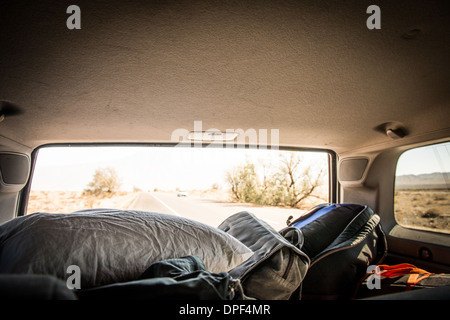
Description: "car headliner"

(0, 0), (449, 154)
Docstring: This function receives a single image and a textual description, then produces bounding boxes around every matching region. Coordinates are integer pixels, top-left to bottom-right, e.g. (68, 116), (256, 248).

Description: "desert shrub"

(83, 167), (122, 198)
(226, 162), (259, 203)
(421, 209), (441, 219)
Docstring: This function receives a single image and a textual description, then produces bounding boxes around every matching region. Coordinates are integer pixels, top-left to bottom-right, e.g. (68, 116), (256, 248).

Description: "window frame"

(393, 140), (450, 235)
(384, 140), (450, 271)
(18, 143), (337, 217)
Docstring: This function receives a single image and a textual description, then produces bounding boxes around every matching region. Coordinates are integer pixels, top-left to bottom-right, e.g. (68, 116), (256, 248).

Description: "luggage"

(218, 211), (310, 300)
(0, 274), (77, 300)
(76, 256), (242, 300)
(284, 203), (388, 300)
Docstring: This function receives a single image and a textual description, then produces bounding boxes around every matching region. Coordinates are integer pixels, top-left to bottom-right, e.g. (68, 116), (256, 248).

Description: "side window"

(394, 141), (450, 234)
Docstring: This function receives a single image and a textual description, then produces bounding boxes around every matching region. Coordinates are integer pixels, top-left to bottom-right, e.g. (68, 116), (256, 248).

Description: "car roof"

(0, 0), (449, 154)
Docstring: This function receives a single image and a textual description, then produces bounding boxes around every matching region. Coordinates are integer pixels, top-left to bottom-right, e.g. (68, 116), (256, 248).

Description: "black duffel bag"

(284, 203), (387, 300)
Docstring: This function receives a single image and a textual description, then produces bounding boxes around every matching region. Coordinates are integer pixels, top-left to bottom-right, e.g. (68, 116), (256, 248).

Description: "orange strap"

(375, 263), (431, 278)
(406, 273), (432, 290)
(373, 263), (434, 290)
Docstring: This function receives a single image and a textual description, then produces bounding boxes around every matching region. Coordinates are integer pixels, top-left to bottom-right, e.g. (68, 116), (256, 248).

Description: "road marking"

(150, 193), (181, 216)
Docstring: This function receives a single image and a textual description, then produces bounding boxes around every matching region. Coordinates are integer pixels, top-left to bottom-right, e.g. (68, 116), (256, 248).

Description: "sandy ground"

(182, 189), (326, 210)
(26, 189), (325, 215)
(26, 191), (137, 214)
(395, 190), (449, 234)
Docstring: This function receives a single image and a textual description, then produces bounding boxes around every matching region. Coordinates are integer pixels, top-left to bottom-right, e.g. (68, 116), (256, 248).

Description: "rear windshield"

(26, 145), (331, 230)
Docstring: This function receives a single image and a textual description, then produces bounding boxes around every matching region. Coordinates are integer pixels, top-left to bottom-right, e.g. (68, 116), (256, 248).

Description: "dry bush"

(83, 167), (122, 198)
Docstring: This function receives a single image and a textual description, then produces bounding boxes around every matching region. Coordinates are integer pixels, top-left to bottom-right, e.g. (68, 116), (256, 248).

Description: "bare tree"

(226, 154), (326, 208)
(226, 169), (241, 201)
(278, 153), (325, 207)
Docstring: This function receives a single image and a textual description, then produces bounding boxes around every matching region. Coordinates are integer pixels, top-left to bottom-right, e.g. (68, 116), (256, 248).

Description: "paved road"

(127, 192), (305, 231)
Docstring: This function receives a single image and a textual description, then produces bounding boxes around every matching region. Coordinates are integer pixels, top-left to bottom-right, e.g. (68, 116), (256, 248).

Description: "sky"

(396, 142), (450, 176)
(30, 145), (329, 192)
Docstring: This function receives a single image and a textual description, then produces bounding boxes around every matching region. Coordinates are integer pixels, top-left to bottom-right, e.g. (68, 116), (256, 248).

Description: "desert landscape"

(26, 190), (135, 214)
(26, 185), (449, 234)
(394, 189), (449, 234)
(26, 188), (326, 215)
(394, 172), (450, 234)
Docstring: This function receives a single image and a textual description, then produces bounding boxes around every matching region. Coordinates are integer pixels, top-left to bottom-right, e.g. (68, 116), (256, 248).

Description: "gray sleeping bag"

(218, 211), (310, 300)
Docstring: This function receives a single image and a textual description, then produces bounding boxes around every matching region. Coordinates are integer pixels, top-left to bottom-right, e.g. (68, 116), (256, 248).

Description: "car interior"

(0, 0), (449, 301)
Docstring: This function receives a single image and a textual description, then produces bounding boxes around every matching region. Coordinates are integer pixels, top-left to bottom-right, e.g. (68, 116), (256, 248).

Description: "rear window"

(26, 145), (331, 230)
(394, 141), (450, 234)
